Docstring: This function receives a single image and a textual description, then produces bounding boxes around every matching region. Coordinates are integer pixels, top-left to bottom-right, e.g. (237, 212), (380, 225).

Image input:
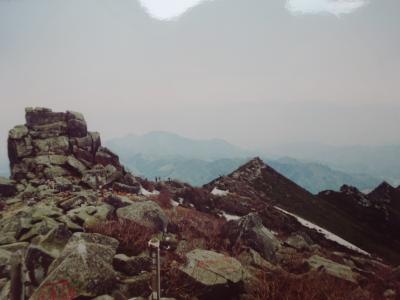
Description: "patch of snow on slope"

(140, 186), (160, 196)
(170, 199), (180, 207)
(211, 187), (229, 196)
(275, 206), (369, 256)
(221, 211), (241, 221)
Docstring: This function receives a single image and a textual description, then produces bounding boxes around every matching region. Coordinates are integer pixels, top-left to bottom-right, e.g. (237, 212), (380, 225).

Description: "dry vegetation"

(165, 205), (228, 252)
(87, 218), (154, 256)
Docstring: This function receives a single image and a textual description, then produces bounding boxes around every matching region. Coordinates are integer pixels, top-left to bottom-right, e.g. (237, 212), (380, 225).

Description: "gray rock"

(54, 177), (73, 192)
(8, 125), (29, 140)
(90, 132), (101, 153)
(32, 136), (70, 155)
(93, 296), (115, 300)
(67, 204), (113, 227)
(56, 215), (83, 231)
(72, 145), (95, 167)
(19, 217), (60, 242)
(82, 164), (122, 189)
(0, 249), (11, 278)
(113, 253), (152, 276)
(35, 224), (73, 257)
(30, 233), (119, 299)
(30, 121), (68, 139)
(0, 242), (29, 253)
(112, 182), (140, 194)
(222, 213), (280, 262)
(25, 245), (55, 286)
(0, 280), (10, 300)
(0, 177), (17, 197)
(59, 190), (97, 210)
(44, 166), (70, 179)
(70, 135), (93, 151)
(180, 249), (244, 286)
(25, 107), (66, 126)
(116, 201), (168, 231)
(66, 156), (87, 175)
(116, 272), (152, 298)
(8, 135), (33, 162)
(0, 233), (17, 245)
(307, 255), (360, 283)
(68, 119), (87, 138)
(285, 234), (311, 251)
(95, 147), (122, 170)
(67, 111), (87, 137)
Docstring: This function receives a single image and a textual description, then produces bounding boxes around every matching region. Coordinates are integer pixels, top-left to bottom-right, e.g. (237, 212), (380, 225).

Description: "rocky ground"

(0, 108), (399, 300)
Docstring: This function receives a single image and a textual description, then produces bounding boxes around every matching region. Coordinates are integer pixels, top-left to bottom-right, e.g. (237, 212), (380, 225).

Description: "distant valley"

(106, 132), (386, 193)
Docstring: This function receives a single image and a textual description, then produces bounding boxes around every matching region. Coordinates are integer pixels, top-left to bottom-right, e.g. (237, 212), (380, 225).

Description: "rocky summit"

(0, 108), (399, 299)
(7, 107), (139, 193)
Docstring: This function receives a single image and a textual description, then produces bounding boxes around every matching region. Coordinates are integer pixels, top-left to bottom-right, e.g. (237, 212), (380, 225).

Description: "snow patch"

(140, 186), (160, 196)
(211, 187), (229, 196)
(170, 199), (180, 207)
(221, 211), (241, 221)
(275, 206), (369, 255)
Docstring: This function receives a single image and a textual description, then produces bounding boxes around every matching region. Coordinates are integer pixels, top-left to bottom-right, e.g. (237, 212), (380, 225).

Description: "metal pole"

(10, 251), (23, 300)
(148, 238), (161, 300)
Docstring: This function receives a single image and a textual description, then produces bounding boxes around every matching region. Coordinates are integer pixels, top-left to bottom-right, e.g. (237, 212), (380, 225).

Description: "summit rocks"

(6, 107), (137, 192)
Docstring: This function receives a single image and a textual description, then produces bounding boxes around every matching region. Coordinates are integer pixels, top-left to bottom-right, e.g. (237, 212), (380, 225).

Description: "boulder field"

(0, 108), (398, 300)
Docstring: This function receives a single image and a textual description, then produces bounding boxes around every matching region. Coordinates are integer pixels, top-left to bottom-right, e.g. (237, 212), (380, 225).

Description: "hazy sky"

(0, 0), (399, 156)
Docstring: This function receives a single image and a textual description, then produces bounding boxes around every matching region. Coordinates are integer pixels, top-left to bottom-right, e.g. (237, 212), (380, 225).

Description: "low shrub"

(165, 206), (227, 252)
(153, 189), (173, 209)
(87, 219), (154, 256)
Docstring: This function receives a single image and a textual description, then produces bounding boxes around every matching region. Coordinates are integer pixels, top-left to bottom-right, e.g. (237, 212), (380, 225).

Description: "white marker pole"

(148, 238), (161, 300)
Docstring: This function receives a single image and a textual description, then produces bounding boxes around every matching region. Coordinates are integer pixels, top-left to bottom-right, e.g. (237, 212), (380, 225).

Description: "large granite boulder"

(116, 201), (168, 231)
(179, 249), (244, 299)
(307, 255), (360, 283)
(0, 177), (17, 197)
(30, 233), (119, 299)
(222, 213), (280, 262)
(25, 224), (73, 286)
(180, 249), (244, 286)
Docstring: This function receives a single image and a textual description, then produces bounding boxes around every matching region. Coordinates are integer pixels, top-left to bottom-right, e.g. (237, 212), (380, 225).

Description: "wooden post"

(10, 251), (24, 300)
(148, 238), (161, 300)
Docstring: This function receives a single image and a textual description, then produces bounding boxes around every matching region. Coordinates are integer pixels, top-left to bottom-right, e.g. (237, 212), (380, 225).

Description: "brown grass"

(247, 270), (369, 300)
(86, 219), (154, 256)
(152, 189), (173, 209)
(165, 206), (227, 252)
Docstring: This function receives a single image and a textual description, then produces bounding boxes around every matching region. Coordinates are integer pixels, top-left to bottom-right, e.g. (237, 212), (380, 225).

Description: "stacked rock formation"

(7, 107), (139, 193)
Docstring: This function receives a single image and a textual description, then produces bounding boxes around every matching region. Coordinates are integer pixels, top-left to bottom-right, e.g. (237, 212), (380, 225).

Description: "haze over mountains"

(105, 131), (394, 193)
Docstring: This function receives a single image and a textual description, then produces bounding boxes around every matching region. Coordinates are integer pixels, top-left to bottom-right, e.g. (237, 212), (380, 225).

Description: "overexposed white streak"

(286, 0), (367, 16)
(138, 0), (212, 20)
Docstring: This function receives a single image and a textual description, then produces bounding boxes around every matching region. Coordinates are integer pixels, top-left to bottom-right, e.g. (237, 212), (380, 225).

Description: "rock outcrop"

(30, 233), (119, 299)
(222, 213), (280, 262)
(7, 107), (138, 192)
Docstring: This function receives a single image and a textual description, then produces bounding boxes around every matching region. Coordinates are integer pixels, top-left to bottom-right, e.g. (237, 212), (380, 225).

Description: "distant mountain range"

(106, 132), (385, 193)
(266, 143), (400, 187)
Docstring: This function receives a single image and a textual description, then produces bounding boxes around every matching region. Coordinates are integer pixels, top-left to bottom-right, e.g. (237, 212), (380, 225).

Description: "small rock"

(0, 177), (17, 197)
(285, 234), (310, 251)
(113, 182), (140, 194)
(113, 253), (152, 276)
